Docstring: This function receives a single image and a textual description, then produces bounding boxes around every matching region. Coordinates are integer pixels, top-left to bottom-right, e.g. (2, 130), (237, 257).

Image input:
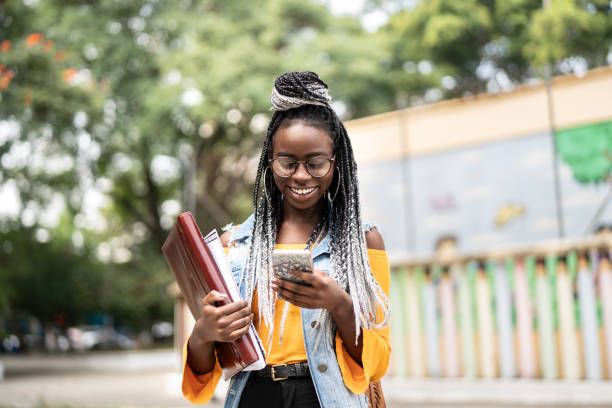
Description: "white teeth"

(290, 187), (316, 195)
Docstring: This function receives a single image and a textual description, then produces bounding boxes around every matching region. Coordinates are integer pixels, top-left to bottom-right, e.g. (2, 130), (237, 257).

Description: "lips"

(288, 186), (318, 195)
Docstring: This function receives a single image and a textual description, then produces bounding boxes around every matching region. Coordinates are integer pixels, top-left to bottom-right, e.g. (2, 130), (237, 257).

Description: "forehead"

(272, 122), (333, 157)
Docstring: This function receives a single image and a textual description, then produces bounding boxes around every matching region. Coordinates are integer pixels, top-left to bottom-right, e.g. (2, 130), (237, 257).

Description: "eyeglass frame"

(268, 155), (336, 178)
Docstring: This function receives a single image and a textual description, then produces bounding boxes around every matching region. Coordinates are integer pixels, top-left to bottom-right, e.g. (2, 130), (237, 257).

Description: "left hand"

(271, 269), (350, 312)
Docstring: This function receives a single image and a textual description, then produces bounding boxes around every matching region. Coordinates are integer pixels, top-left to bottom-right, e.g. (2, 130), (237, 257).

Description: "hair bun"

(270, 71), (331, 111)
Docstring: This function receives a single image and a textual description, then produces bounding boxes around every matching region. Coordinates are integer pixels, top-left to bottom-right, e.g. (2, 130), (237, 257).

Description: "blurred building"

(347, 66), (612, 261)
(346, 66), (612, 383)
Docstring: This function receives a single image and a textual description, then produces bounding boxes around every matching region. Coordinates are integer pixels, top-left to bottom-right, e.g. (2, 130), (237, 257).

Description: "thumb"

(203, 290), (227, 305)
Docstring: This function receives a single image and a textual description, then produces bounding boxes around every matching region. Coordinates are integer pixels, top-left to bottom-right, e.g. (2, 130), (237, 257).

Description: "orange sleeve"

(182, 245), (234, 402)
(181, 335), (223, 403)
(335, 249), (391, 394)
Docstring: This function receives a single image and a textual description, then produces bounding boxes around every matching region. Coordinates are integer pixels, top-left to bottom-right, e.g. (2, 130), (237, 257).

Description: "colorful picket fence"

(388, 235), (612, 380)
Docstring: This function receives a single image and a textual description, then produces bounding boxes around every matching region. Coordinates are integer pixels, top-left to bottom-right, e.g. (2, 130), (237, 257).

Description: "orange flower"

(24, 92), (33, 107)
(43, 39), (54, 51)
(54, 50), (67, 61)
(26, 33), (44, 47)
(0, 75), (10, 90)
(0, 64), (4, 74)
(63, 68), (77, 82)
(0, 41), (10, 52)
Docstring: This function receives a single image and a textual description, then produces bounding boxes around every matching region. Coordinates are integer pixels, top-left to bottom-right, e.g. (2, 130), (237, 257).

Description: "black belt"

(255, 362), (310, 381)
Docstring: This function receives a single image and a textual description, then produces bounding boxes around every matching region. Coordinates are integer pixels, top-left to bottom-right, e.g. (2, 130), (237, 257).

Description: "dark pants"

(237, 373), (321, 408)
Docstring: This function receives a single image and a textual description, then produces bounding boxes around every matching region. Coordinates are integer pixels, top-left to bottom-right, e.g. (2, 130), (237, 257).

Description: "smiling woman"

(181, 72), (391, 408)
(269, 123), (335, 212)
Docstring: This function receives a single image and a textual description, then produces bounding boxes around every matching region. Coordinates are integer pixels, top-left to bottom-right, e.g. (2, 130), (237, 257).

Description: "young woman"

(182, 71), (391, 408)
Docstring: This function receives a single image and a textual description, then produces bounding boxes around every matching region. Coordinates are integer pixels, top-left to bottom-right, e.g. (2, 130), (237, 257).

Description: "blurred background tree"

(1, 0), (611, 339)
(0, 0), (397, 337)
(381, 0), (612, 102)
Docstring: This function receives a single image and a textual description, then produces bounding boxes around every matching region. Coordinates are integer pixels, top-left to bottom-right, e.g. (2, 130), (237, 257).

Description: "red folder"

(161, 212), (259, 378)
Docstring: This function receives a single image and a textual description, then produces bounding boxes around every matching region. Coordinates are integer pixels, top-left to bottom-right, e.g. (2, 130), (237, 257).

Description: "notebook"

(162, 211), (265, 379)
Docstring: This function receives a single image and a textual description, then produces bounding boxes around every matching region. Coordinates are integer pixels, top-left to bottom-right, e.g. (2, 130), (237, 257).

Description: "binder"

(162, 211), (265, 379)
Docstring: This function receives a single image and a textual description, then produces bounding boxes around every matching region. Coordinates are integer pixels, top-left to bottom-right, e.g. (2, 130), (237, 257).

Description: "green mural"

(556, 121), (612, 183)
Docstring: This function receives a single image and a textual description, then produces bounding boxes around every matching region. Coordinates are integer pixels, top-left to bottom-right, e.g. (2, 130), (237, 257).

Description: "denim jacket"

(222, 213), (370, 408)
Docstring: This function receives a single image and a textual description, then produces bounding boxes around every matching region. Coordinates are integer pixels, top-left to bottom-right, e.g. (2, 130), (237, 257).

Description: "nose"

(292, 161), (311, 182)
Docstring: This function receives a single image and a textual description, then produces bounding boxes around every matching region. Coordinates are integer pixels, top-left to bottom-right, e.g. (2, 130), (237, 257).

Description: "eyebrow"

(275, 151), (332, 158)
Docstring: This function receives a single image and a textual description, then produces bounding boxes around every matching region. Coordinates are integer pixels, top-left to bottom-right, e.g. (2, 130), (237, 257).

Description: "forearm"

(330, 290), (363, 366)
(186, 334), (216, 374)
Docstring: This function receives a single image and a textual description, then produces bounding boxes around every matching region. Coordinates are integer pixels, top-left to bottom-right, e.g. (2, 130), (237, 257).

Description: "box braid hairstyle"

(245, 71), (390, 347)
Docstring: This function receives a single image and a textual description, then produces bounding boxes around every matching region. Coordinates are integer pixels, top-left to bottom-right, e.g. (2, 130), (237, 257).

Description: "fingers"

(275, 290), (311, 308)
(215, 312), (253, 342)
(198, 291), (253, 343)
(218, 304), (252, 328)
(216, 299), (249, 316)
(289, 269), (316, 285)
(278, 290), (312, 305)
(202, 290), (248, 316)
(271, 269), (342, 311)
(202, 290), (227, 305)
(224, 313), (253, 336)
(272, 277), (312, 296)
(271, 280), (315, 307)
(281, 298), (309, 308)
(226, 320), (252, 342)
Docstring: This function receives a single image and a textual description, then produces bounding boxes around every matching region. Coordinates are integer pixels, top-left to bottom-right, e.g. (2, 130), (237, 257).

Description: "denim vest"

(222, 213), (369, 408)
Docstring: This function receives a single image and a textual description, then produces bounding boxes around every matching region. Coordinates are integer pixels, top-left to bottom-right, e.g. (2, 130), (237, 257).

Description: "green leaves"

(556, 121), (612, 183)
(385, 0), (612, 97)
(526, 1), (610, 66)
(2, 0), (611, 332)
(0, 0), (401, 331)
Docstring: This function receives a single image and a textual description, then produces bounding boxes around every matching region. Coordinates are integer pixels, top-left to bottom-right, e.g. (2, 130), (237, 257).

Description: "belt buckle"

(271, 364), (288, 381)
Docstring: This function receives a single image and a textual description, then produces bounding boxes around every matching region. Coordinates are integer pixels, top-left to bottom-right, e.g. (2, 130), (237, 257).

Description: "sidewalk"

(381, 376), (612, 407)
(2, 350), (612, 407)
(0, 349), (223, 408)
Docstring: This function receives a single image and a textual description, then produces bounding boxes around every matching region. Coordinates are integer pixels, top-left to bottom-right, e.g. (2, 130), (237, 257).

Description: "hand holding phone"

(272, 249), (313, 286)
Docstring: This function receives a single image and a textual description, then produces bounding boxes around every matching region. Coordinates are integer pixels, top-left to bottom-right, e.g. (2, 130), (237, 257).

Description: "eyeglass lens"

(271, 157), (332, 178)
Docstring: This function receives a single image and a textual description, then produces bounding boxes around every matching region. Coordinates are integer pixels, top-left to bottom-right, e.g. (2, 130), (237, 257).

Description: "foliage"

(384, 0), (612, 99)
(1, 0), (611, 333)
(556, 121), (612, 183)
(525, 0), (612, 67)
(0, 0), (394, 332)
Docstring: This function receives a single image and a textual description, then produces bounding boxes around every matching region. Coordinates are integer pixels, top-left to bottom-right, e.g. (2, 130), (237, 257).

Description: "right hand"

(191, 290), (253, 345)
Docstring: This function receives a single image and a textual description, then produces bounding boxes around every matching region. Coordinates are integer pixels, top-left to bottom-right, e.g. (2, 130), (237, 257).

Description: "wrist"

(330, 289), (352, 316)
(190, 323), (214, 349)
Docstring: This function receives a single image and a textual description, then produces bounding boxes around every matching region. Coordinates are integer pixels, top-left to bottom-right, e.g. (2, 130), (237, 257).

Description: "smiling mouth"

(289, 186), (317, 195)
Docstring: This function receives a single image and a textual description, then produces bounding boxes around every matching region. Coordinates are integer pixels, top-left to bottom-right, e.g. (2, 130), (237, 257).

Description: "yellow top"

(181, 245), (391, 404)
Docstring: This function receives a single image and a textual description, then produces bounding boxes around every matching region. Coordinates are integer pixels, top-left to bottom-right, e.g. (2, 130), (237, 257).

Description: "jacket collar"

(229, 213), (255, 243)
(310, 229), (331, 259)
(229, 212), (331, 259)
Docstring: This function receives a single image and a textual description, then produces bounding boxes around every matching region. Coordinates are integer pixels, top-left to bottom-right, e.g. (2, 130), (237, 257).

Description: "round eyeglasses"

(269, 156), (335, 178)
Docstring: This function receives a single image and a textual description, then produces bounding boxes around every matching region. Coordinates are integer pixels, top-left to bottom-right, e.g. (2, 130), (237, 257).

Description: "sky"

(327, 0), (390, 32)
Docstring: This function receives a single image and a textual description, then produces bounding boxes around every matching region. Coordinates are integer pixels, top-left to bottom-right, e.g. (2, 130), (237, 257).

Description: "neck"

(281, 198), (327, 226)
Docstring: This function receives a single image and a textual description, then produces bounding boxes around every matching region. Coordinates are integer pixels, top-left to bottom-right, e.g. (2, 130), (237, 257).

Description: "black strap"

(255, 362), (310, 380)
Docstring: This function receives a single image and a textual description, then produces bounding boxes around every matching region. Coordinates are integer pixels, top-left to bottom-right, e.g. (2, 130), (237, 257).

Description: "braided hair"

(245, 71), (390, 347)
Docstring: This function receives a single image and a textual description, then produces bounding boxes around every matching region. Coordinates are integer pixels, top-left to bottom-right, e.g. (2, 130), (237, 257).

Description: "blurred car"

(1, 334), (21, 353)
(151, 321), (173, 342)
(67, 325), (135, 351)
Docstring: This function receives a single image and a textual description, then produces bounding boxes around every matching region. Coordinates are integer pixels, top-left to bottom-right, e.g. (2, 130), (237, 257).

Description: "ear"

(365, 228), (385, 250)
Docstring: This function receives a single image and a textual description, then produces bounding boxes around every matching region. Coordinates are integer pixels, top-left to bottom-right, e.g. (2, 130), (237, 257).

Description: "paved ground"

(1, 349), (612, 407)
(0, 349), (213, 408)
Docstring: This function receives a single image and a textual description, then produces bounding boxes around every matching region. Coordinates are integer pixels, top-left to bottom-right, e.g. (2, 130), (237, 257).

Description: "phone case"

(272, 249), (313, 285)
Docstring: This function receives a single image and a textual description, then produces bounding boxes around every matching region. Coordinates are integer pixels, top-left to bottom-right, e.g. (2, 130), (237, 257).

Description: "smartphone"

(272, 249), (313, 286)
